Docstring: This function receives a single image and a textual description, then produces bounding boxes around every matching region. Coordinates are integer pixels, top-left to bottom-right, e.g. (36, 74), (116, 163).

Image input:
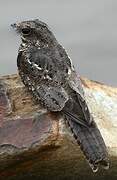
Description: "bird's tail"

(65, 115), (109, 172)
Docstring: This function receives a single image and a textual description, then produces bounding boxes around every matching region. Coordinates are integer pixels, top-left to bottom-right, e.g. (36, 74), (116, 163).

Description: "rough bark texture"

(0, 74), (117, 180)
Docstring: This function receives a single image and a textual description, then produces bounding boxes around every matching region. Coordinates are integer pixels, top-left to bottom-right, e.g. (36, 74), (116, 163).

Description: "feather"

(15, 19), (109, 172)
(65, 114), (109, 172)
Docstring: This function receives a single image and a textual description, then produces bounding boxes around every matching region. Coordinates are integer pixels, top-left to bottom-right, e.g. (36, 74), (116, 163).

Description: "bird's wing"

(35, 84), (69, 112)
(18, 47), (92, 125)
(57, 44), (92, 125)
(67, 69), (93, 125)
(17, 48), (69, 112)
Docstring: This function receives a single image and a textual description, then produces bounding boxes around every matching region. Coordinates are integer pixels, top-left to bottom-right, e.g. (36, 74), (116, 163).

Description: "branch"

(0, 74), (116, 179)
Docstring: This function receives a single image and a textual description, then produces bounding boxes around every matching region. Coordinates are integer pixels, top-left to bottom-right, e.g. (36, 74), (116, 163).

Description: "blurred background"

(0, 0), (117, 86)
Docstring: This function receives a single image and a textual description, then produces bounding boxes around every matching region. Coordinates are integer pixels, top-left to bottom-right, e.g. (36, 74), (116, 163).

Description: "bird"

(11, 19), (109, 172)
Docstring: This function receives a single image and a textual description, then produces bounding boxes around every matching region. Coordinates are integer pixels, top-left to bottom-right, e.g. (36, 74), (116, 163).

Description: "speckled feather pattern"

(14, 19), (109, 172)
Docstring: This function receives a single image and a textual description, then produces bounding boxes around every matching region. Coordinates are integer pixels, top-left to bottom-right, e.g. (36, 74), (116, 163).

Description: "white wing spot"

(27, 59), (42, 71)
(46, 75), (52, 80)
(85, 106), (87, 111)
(45, 69), (49, 73)
(27, 59), (32, 65)
(32, 63), (42, 70)
(22, 43), (26, 47)
(31, 86), (35, 91)
(68, 68), (71, 75)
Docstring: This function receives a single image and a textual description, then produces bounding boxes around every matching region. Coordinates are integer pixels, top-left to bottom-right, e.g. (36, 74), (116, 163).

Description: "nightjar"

(11, 19), (109, 172)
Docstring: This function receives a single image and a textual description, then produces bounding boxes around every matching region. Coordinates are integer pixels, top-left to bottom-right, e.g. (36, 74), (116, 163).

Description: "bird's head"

(11, 19), (57, 47)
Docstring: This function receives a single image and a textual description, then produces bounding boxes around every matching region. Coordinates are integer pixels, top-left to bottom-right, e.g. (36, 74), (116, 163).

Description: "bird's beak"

(11, 23), (17, 29)
(11, 23), (20, 33)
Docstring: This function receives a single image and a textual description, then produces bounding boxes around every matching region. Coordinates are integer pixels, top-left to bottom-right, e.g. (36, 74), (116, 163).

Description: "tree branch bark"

(0, 74), (116, 179)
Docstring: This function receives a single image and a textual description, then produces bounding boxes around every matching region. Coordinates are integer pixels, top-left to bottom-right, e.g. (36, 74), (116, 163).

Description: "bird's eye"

(21, 28), (31, 35)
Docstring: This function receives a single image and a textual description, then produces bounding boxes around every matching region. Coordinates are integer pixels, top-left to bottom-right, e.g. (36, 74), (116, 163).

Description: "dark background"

(0, 0), (117, 86)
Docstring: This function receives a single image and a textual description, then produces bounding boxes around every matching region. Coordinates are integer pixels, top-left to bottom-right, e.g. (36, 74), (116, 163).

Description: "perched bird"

(11, 19), (109, 172)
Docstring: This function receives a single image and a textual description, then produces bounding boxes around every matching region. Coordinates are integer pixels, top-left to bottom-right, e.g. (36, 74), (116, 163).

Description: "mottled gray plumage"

(12, 19), (109, 172)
